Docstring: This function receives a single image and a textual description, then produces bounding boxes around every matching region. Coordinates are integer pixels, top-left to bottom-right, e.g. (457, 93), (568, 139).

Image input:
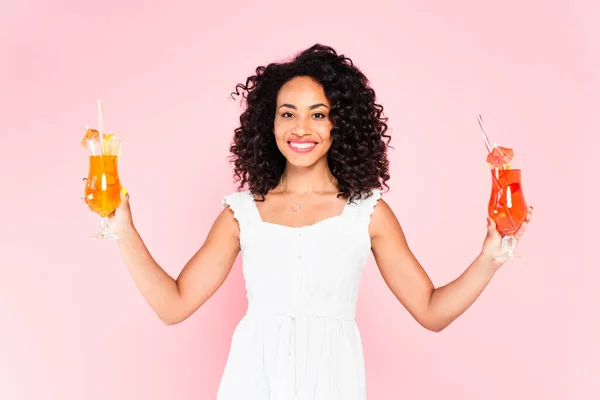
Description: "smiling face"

(273, 76), (334, 168)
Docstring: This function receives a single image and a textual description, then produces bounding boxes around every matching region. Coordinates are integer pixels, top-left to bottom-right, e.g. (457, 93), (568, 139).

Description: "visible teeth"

(290, 142), (315, 149)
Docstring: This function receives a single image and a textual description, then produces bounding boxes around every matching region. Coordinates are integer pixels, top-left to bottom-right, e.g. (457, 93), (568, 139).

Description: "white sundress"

(217, 188), (383, 400)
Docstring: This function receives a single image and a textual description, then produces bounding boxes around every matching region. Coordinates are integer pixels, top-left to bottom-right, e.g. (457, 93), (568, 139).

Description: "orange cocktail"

(82, 112), (123, 240)
(477, 115), (528, 260)
(479, 117), (527, 260)
(488, 167), (527, 236)
(85, 154), (122, 217)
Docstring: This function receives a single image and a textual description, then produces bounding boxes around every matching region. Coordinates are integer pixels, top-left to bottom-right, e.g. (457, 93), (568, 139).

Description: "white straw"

(98, 100), (105, 156)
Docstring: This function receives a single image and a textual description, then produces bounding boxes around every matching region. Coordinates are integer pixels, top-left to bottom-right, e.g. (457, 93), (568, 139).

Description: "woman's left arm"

(370, 199), (533, 332)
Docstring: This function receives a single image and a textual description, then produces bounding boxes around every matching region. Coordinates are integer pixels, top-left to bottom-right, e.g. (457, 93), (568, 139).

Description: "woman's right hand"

(82, 179), (134, 237)
(107, 187), (134, 237)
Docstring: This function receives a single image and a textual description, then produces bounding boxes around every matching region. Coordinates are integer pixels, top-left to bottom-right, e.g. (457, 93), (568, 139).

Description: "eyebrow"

(278, 103), (329, 110)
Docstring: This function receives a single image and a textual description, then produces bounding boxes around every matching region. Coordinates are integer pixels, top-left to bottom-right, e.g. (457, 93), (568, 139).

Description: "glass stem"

(99, 216), (110, 236)
(501, 235), (517, 257)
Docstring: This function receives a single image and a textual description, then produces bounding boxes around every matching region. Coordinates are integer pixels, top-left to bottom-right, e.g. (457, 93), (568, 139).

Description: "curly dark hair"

(229, 44), (391, 202)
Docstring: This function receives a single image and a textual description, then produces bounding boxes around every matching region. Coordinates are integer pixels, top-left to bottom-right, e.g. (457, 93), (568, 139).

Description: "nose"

(291, 117), (310, 136)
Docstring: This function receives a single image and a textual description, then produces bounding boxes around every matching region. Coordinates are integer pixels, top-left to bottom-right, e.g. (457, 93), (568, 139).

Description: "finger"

(514, 221), (528, 240)
(118, 187), (131, 211)
(121, 187), (129, 202)
(82, 178), (88, 198)
(108, 190), (128, 219)
(81, 196), (91, 209)
(81, 178), (90, 207)
(487, 217), (501, 238)
(522, 207), (533, 224)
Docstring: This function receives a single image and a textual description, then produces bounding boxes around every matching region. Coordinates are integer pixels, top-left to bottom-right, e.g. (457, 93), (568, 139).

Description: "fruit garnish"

(80, 127), (120, 155)
(80, 127), (115, 146)
(81, 128), (101, 146)
(102, 134), (121, 156)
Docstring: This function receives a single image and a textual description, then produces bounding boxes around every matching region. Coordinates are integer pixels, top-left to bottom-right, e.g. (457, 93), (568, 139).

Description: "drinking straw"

(97, 100), (108, 210)
(98, 100), (105, 156)
(477, 114), (493, 154)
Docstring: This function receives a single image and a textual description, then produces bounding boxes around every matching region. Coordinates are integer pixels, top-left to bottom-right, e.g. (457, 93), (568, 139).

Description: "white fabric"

(216, 189), (382, 400)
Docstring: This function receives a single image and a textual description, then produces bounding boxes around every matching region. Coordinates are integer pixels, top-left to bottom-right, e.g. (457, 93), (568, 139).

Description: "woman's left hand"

(480, 205), (534, 266)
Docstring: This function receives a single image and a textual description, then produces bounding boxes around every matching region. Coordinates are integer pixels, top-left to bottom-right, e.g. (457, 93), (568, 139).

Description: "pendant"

(291, 204), (302, 212)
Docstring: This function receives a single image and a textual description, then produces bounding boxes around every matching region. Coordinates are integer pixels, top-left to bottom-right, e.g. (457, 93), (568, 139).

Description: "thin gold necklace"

(280, 175), (336, 212)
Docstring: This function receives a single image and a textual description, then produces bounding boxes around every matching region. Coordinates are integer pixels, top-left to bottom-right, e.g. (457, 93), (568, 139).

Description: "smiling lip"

(288, 140), (317, 153)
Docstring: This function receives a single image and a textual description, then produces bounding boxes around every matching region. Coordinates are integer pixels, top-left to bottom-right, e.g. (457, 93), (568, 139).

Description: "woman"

(103, 44), (533, 399)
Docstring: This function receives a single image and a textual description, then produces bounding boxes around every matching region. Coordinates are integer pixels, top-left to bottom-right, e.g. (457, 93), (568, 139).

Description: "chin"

(287, 158), (318, 168)
(278, 151), (315, 168)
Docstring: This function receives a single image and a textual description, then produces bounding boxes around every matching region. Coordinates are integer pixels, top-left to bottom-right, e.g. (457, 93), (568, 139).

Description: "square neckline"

(246, 190), (350, 230)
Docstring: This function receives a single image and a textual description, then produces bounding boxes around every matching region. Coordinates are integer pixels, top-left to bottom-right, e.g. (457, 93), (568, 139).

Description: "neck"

(280, 163), (336, 195)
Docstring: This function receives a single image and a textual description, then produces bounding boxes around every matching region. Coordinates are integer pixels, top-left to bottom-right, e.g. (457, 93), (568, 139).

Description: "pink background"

(1, 0), (597, 399)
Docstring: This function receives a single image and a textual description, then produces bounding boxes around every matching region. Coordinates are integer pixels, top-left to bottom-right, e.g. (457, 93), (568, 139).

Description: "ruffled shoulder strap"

(221, 190), (260, 230)
(362, 188), (383, 215)
(345, 188), (383, 225)
(359, 188), (383, 220)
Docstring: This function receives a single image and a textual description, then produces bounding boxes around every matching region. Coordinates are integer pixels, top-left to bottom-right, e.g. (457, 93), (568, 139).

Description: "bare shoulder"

(369, 197), (402, 240)
(217, 202), (241, 244)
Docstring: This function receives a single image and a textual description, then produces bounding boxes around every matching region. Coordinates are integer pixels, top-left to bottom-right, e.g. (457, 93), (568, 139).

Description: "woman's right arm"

(116, 205), (240, 326)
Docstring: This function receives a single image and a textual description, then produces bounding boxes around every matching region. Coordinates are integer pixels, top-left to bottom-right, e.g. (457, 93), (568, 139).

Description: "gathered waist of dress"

(246, 300), (357, 322)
